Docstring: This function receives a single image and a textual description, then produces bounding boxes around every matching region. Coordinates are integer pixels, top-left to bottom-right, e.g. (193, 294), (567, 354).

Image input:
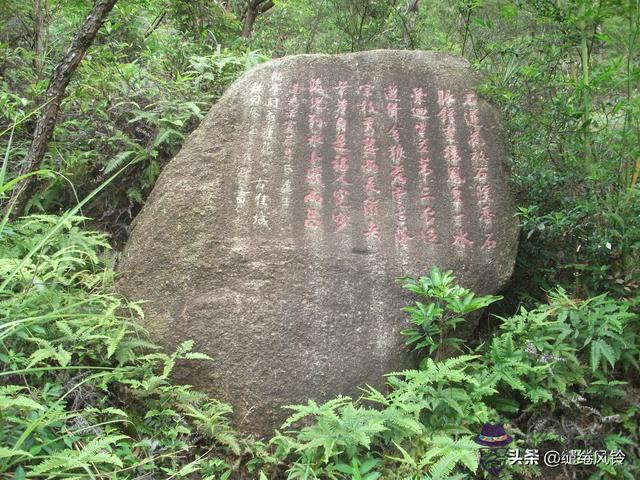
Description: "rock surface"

(117, 50), (518, 436)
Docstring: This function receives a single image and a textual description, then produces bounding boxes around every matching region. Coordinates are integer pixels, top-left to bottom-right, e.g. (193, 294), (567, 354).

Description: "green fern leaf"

(428, 451), (460, 479)
(595, 339), (617, 370)
(0, 447), (32, 459)
(107, 323), (126, 358)
(590, 340), (602, 372)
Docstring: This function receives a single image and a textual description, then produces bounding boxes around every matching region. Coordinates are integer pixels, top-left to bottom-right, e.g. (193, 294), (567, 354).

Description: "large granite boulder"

(117, 50), (518, 436)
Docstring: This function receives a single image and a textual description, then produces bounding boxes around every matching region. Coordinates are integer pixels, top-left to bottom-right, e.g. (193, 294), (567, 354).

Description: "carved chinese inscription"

(281, 82), (301, 212)
(384, 84), (410, 247)
(331, 81), (351, 233)
(437, 89), (474, 249)
(304, 77), (326, 229)
(252, 72), (283, 228)
(412, 87), (438, 246)
(359, 84), (382, 241)
(235, 82), (264, 215)
(463, 92), (497, 250)
(242, 77), (501, 251)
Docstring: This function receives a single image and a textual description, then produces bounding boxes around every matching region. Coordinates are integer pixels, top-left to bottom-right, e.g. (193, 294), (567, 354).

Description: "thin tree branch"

(143, 9), (166, 39)
(12, 0), (118, 214)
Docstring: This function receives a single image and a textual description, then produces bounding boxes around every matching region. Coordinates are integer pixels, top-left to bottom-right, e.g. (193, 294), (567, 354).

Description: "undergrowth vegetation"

(1, 1), (267, 243)
(1, 0), (639, 478)
(1, 214), (638, 479)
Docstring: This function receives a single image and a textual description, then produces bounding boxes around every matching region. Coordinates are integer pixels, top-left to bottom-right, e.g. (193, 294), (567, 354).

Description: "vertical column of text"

(281, 82), (301, 213)
(438, 90), (473, 248)
(236, 82), (264, 216)
(463, 92), (496, 250)
(330, 81), (352, 233)
(303, 77), (326, 230)
(385, 85), (410, 246)
(411, 87), (438, 245)
(359, 84), (381, 240)
(253, 72), (283, 228)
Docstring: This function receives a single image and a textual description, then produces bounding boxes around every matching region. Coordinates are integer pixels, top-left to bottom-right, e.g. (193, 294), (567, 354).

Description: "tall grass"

(0, 134), (239, 479)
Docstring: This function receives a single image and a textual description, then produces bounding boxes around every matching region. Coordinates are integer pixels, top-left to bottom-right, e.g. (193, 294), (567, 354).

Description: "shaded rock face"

(117, 50), (518, 436)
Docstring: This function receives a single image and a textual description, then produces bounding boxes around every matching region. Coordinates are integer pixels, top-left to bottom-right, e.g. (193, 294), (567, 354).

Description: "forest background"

(0, 0), (639, 479)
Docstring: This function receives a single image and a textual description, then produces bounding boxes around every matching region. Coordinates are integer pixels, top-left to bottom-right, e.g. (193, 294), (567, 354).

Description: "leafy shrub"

(399, 267), (502, 361)
(263, 271), (639, 479)
(262, 355), (485, 479)
(1, 1), (268, 240)
(0, 212), (239, 479)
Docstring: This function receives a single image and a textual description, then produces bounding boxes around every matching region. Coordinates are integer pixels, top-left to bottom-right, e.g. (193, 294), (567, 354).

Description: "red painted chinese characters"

(293, 78), (496, 247)
(384, 85), (410, 247)
(304, 77), (326, 229)
(412, 87), (438, 245)
(331, 80), (351, 232)
(463, 92), (497, 250)
(437, 89), (474, 249)
(359, 84), (382, 240)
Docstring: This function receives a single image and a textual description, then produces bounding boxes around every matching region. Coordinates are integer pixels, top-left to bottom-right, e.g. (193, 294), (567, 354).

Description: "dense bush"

(1, 0), (266, 243)
(0, 210), (240, 477)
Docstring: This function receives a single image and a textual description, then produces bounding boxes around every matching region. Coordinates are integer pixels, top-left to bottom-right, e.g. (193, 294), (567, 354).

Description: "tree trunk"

(241, 0), (274, 38)
(403, 0), (419, 48)
(242, 7), (257, 37)
(578, 8), (592, 164)
(33, 0), (44, 75)
(13, 0), (119, 213)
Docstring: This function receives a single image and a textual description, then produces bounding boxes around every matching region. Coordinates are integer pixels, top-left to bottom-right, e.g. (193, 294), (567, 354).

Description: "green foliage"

(263, 269), (639, 479)
(2, 208), (638, 480)
(282, 397), (387, 463)
(333, 457), (381, 480)
(388, 436), (479, 479)
(1, 0), (267, 239)
(485, 287), (639, 401)
(399, 266), (502, 361)
(270, 355), (487, 479)
(0, 209), (239, 478)
(468, 0), (640, 299)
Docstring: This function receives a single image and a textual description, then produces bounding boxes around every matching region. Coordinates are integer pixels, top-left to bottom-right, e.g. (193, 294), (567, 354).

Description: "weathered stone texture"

(117, 50), (518, 436)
